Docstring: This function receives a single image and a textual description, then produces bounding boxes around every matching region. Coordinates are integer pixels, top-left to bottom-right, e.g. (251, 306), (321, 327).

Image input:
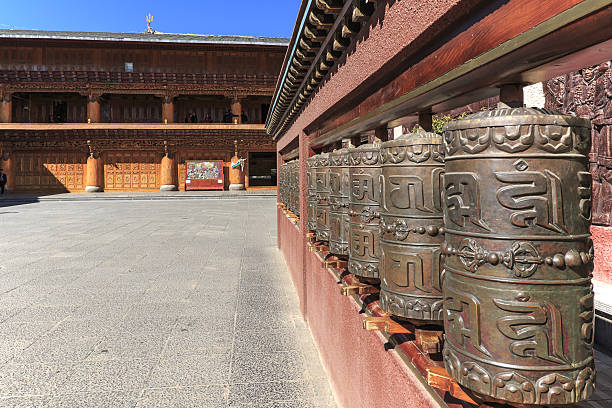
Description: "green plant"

(431, 112), (468, 135)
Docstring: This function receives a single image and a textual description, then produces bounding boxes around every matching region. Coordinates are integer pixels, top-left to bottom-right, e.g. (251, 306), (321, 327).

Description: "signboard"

(185, 160), (224, 190)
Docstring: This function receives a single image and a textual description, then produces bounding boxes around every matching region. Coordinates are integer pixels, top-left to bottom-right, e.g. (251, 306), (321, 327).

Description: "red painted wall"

(278, 212), (444, 408)
(592, 226), (612, 285)
(278, 208), (305, 314)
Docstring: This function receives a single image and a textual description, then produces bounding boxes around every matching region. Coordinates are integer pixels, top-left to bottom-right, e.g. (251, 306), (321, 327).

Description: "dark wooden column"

(374, 125), (390, 142)
(87, 92), (102, 123)
(162, 94), (175, 124)
(418, 109), (433, 132)
(499, 84), (524, 107)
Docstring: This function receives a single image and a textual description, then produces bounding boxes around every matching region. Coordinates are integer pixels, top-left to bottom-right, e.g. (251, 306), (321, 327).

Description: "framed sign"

(185, 160), (224, 190)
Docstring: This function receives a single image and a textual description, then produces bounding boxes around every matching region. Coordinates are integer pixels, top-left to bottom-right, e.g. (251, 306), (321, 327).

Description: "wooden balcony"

(0, 123), (266, 131)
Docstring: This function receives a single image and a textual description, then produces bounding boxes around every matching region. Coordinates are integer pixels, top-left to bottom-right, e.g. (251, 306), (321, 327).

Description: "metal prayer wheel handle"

(348, 208), (379, 219)
(441, 107), (595, 406)
(380, 221), (444, 238)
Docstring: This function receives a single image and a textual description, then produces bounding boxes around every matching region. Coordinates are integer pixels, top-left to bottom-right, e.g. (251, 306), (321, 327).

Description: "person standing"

(0, 168), (7, 195)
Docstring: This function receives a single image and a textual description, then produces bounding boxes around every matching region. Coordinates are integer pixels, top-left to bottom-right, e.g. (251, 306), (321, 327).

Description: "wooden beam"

(307, 1), (612, 148)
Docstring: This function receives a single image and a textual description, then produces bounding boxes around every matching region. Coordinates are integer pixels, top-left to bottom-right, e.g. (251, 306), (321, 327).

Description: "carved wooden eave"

(2, 80), (276, 98)
(266, 0), (378, 139)
(0, 125), (272, 152)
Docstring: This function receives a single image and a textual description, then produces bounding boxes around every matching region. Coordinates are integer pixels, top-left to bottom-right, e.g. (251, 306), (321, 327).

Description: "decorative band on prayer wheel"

(441, 108), (595, 405)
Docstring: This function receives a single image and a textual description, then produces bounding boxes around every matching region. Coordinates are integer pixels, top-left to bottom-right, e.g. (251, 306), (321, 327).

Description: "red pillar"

(160, 154), (177, 191)
(298, 131), (315, 318)
(86, 155), (103, 192)
(0, 92), (12, 123)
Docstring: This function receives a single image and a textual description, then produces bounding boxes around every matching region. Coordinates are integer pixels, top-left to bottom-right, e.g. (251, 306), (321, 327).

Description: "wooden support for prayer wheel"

(314, 153), (331, 242)
(441, 108), (596, 406)
(329, 148), (350, 256)
(307, 155), (318, 231)
(379, 129), (445, 323)
(348, 143), (382, 279)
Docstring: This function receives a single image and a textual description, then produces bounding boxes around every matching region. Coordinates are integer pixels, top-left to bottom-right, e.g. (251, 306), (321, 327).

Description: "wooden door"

(14, 151), (85, 192)
(104, 151), (160, 190)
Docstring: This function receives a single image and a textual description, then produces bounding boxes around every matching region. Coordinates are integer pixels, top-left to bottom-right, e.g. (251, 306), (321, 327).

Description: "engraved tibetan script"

(578, 171), (593, 221)
(445, 172), (490, 231)
(385, 250), (429, 291)
(385, 169), (444, 213)
(329, 171), (341, 194)
(351, 173), (377, 202)
(495, 170), (567, 234)
(351, 227), (378, 258)
(494, 298), (569, 364)
(316, 207), (328, 224)
(445, 286), (491, 356)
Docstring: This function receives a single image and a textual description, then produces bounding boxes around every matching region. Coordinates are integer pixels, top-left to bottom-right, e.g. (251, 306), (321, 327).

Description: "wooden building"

(0, 30), (288, 192)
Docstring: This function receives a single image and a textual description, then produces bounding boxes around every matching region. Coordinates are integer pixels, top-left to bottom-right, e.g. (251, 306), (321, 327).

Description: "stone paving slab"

(0, 190), (277, 204)
(0, 197), (336, 407)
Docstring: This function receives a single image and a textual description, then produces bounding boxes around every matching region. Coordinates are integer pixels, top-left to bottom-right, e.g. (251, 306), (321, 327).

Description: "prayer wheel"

(329, 149), (350, 255)
(379, 130), (445, 322)
(307, 155), (318, 231)
(279, 162), (287, 208)
(348, 144), (382, 278)
(314, 153), (331, 242)
(291, 160), (300, 217)
(441, 108), (595, 405)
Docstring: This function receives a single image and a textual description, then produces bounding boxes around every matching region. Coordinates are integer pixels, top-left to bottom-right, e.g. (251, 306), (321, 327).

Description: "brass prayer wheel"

(280, 162), (289, 208)
(441, 108), (595, 405)
(379, 129), (445, 322)
(278, 163), (286, 207)
(348, 143), (382, 278)
(291, 160), (299, 217)
(329, 149), (350, 255)
(307, 155), (318, 231)
(314, 153), (331, 242)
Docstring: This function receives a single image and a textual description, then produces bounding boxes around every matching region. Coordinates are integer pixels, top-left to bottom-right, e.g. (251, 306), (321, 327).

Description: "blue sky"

(0, 0), (302, 38)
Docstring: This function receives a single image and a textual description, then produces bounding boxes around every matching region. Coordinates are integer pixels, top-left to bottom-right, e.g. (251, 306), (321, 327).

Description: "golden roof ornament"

(146, 13), (155, 34)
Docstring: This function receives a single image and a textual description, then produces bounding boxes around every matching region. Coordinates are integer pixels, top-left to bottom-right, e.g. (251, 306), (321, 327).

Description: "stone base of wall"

(277, 209), (458, 408)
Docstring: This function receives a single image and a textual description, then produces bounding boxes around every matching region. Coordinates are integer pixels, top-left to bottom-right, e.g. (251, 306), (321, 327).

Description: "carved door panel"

(104, 151), (159, 190)
(13, 151), (85, 192)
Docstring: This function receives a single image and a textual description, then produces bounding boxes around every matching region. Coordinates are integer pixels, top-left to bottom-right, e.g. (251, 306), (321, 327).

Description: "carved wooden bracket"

(0, 87), (12, 102)
(0, 142), (11, 161)
(86, 140), (100, 159)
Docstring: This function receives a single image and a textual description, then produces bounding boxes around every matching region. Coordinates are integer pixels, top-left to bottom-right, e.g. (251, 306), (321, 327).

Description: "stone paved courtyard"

(0, 197), (336, 407)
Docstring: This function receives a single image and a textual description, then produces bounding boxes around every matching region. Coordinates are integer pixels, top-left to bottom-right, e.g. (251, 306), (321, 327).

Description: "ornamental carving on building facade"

(545, 61), (612, 226)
